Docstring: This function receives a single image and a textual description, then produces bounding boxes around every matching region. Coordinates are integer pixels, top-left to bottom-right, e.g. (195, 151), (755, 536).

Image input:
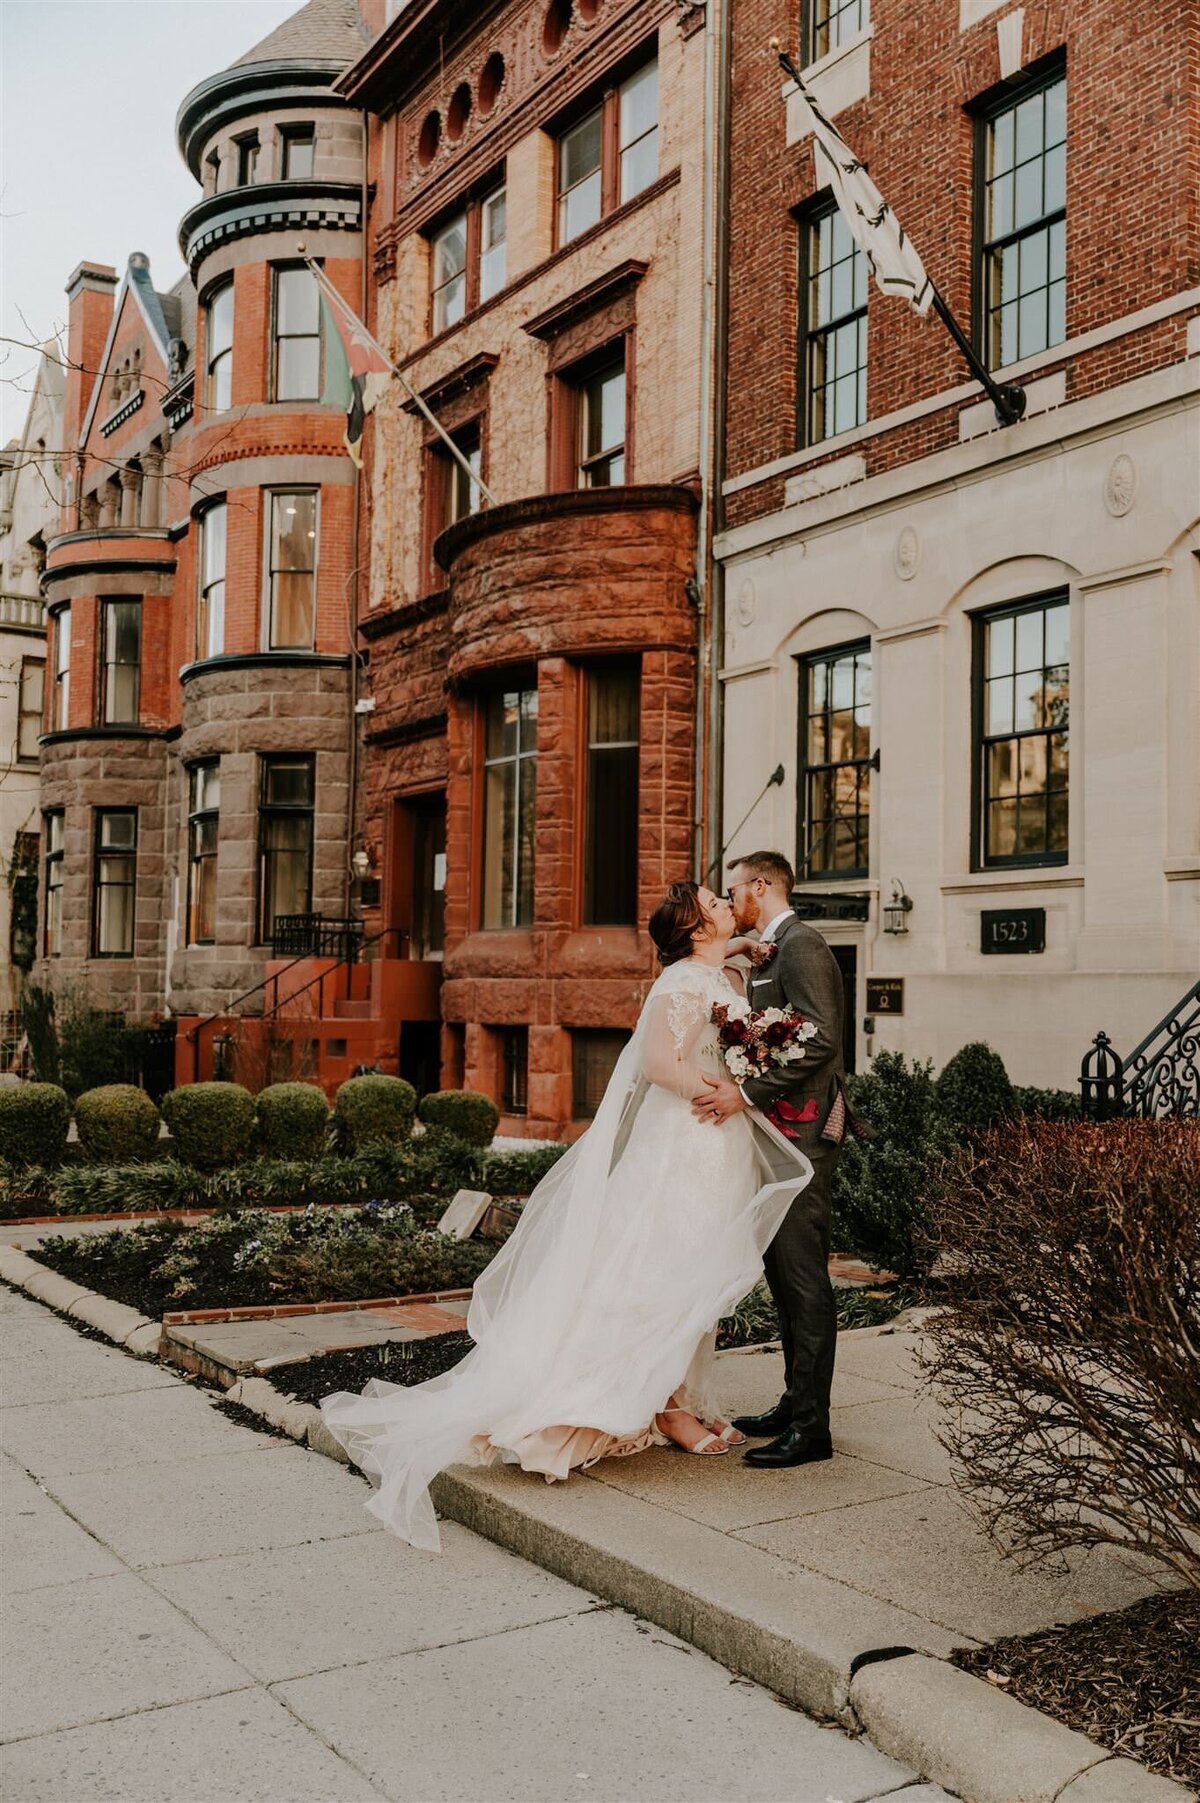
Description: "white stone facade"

(715, 354), (1199, 1088)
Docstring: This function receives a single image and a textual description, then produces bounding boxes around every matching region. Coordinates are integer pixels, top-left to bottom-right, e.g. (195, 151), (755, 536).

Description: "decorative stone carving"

(893, 525), (921, 580)
(1104, 453), (1137, 517)
(736, 579), (756, 626)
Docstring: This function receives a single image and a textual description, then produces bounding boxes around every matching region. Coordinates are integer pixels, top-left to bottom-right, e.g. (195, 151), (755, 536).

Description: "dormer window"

(280, 126), (315, 180)
(236, 134), (260, 186)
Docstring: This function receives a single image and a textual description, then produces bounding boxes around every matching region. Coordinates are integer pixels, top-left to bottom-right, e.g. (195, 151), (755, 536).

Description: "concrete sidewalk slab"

(1, 1316), (179, 1406)
(0, 1380), (283, 1480)
(38, 1441), (383, 1570)
(147, 1521), (594, 1684)
(1, 1570), (250, 1741)
(0, 1455), (124, 1594)
(0, 1688), (388, 1803)
(276, 1607), (922, 1803)
(737, 1482), (1163, 1643)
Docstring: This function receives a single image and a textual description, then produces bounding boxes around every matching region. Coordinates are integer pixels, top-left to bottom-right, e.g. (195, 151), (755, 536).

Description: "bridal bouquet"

(710, 998), (818, 1082)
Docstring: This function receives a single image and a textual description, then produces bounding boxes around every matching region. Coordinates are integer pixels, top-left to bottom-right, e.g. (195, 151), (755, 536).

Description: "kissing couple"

(320, 850), (864, 1551)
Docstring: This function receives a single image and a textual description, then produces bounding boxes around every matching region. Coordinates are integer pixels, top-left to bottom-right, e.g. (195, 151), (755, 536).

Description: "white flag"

(793, 76), (933, 316)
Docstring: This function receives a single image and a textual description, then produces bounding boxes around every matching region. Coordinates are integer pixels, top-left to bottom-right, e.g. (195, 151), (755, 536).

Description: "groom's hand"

(693, 1074), (747, 1126)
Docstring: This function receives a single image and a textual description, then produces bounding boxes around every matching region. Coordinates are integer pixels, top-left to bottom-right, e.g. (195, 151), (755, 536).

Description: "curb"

(1, 1250), (1194, 1803)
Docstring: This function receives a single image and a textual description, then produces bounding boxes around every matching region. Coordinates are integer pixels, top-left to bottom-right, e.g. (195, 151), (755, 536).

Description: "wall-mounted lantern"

(882, 878), (913, 935)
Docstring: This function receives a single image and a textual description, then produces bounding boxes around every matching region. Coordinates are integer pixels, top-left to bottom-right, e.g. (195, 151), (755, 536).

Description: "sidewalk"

(0, 1280), (952, 1803)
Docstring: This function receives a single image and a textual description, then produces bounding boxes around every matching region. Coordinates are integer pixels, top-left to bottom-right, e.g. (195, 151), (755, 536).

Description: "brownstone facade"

(343, 0), (716, 1134)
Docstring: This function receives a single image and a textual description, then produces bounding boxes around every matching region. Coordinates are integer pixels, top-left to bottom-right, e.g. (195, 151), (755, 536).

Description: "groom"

(694, 850), (860, 1469)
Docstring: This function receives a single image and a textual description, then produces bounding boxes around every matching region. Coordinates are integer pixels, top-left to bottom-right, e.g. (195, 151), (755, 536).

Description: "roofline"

(336, 0), (498, 112)
(78, 267), (173, 450)
(176, 58), (353, 178)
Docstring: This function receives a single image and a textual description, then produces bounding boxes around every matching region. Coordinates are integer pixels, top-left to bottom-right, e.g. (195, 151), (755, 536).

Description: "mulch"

(954, 1589), (1199, 1786)
(272, 1334), (470, 1407)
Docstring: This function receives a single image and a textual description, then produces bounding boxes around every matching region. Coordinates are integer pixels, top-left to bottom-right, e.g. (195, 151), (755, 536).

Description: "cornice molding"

(523, 259), (649, 340)
(179, 180), (361, 276)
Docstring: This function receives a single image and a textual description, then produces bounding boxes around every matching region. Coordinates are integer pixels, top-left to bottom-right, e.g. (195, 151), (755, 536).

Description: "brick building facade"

(340, 0), (718, 1132)
(715, 0), (1198, 1082)
(34, 0), (383, 1084)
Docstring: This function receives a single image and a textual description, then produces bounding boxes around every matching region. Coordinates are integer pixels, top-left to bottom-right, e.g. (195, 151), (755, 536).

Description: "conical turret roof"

(231, 0), (367, 71)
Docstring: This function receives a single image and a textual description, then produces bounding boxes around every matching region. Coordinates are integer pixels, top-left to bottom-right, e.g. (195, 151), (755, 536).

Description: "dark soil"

(272, 1333), (472, 1407)
(953, 1590), (1199, 1786)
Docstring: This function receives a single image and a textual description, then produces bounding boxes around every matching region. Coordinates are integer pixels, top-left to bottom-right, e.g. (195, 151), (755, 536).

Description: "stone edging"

(0, 1243), (1192, 1803)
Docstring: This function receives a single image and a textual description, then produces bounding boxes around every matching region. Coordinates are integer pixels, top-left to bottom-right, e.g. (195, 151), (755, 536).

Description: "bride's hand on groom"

(692, 1074), (747, 1126)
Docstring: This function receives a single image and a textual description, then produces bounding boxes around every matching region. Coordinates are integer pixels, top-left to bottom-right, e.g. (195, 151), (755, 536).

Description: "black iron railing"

(270, 914), (364, 961)
(1079, 980), (1200, 1121)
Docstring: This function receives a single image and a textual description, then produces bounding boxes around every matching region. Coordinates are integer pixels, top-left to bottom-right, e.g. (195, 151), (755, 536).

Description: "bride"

(318, 881), (813, 1550)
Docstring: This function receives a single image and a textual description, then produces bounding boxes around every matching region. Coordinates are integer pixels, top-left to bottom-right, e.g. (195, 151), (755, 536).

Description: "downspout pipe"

(706, 0), (733, 883)
(691, 0), (721, 880)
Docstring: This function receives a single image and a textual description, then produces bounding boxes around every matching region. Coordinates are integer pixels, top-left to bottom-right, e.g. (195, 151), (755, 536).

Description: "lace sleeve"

(640, 974), (714, 1100)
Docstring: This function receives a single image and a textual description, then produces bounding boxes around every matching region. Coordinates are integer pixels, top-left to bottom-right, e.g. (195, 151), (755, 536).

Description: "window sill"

(941, 867), (1083, 893)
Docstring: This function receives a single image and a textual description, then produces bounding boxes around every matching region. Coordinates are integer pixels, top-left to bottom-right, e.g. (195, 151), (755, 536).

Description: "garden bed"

(953, 1590), (1199, 1787)
(27, 1205), (494, 1317)
(272, 1334), (472, 1406)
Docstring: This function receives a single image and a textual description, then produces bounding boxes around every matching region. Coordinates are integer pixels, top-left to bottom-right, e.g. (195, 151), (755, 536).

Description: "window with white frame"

(198, 501), (226, 660)
(272, 266), (321, 400)
(266, 490), (317, 650)
(205, 279), (234, 413)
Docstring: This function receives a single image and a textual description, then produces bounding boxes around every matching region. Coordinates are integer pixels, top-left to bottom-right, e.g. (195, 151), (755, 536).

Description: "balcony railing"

(0, 593), (46, 632)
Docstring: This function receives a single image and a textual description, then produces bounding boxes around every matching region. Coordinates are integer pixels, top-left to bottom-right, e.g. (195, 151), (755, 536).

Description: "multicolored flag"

(311, 263), (393, 467)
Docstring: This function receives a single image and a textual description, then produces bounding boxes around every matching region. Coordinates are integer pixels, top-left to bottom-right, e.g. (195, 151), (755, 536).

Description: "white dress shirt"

(758, 907), (795, 944)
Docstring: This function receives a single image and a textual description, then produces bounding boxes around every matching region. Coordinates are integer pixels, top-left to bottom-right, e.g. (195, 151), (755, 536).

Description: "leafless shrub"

(922, 1120), (1200, 1589)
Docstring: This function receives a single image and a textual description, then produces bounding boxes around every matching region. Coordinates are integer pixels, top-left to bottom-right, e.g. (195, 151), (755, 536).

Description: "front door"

(388, 793), (445, 958)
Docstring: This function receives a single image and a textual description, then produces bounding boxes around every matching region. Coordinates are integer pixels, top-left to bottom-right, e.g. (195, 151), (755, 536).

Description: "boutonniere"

(747, 940), (778, 968)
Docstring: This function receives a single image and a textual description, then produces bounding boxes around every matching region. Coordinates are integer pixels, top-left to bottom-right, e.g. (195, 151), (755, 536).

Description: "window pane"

(482, 761), (517, 929)
(191, 761), (220, 812)
(201, 501), (226, 586)
(561, 169), (601, 242)
(264, 758), (314, 807)
(572, 1029), (629, 1119)
(802, 644), (870, 876)
(482, 687), (537, 928)
(277, 336), (321, 401)
(283, 131), (314, 179)
(276, 267), (319, 335)
(270, 493), (317, 648)
(619, 61), (658, 203)
(560, 109), (601, 191)
(979, 595), (1069, 864)
(96, 875), (134, 955)
(982, 75), (1067, 370)
(480, 189), (507, 300)
(100, 811), (136, 850)
(584, 663), (639, 925)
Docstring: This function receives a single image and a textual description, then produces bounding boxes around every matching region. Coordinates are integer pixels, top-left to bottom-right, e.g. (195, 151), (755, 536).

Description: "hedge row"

(0, 1075), (504, 1176)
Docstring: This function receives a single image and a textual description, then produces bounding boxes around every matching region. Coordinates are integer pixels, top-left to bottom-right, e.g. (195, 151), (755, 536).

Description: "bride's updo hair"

(649, 881), (707, 966)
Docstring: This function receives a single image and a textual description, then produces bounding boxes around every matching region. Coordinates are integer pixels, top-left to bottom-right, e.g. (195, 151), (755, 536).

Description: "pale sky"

(0, 0), (298, 443)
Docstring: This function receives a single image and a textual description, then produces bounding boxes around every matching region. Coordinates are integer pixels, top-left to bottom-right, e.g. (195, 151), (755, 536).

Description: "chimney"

(63, 262), (118, 450)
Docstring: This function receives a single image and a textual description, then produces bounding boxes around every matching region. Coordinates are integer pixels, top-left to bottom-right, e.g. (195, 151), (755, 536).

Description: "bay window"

(258, 755), (314, 942)
(481, 686), (537, 929)
(188, 761), (220, 945)
(266, 489), (317, 650)
(93, 809), (137, 957)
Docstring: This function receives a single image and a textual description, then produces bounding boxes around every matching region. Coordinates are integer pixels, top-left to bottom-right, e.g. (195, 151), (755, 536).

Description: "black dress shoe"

(743, 1427), (833, 1468)
(729, 1403), (792, 1437)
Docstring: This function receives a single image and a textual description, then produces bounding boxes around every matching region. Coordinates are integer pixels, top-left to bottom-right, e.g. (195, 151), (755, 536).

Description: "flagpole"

(297, 245), (500, 506)
(772, 44), (1027, 428)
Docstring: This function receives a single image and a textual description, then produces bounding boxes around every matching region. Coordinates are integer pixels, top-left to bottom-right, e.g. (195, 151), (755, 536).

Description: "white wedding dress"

(318, 958), (813, 1550)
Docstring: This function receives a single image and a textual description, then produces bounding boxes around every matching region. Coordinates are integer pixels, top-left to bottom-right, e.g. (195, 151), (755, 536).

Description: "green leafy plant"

(935, 1040), (1017, 1134)
(0, 1082), (71, 1169)
(483, 1144), (568, 1196)
(832, 1052), (957, 1280)
(161, 1082), (256, 1172)
(1013, 1084), (1080, 1122)
(418, 1089), (500, 1148)
(254, 1082), (329, 1159)
(74, 1084), (161, 1163)
(333, 1074), (417, 1150)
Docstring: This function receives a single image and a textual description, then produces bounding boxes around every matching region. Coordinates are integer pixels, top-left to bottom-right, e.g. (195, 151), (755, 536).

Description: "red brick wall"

(723, 0), (1200, 526)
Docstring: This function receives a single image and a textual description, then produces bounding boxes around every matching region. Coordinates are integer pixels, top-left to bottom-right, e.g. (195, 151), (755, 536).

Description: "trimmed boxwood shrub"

(255, 1082), (329, 1159)
(935, 1041), (1017, 1134)
(75, 1084), (161, 1163)
(419, 1088), (499, 1148)
(483, 1143), (567, 1196)
(334, 1074), (416, 1150)
(0, 1082), (71, 1168)
(161, 1082), (255, 1172)
(833, 1053), (958, 1280)
(1014, 1084), (1080, 1122)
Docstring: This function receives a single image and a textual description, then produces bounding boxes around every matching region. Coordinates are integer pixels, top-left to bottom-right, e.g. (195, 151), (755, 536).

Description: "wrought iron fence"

(1080, 981), (1200, 1121)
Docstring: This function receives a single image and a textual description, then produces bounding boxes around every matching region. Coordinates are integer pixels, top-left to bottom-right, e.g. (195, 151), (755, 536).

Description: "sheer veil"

(318, 960), (812, 1551)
